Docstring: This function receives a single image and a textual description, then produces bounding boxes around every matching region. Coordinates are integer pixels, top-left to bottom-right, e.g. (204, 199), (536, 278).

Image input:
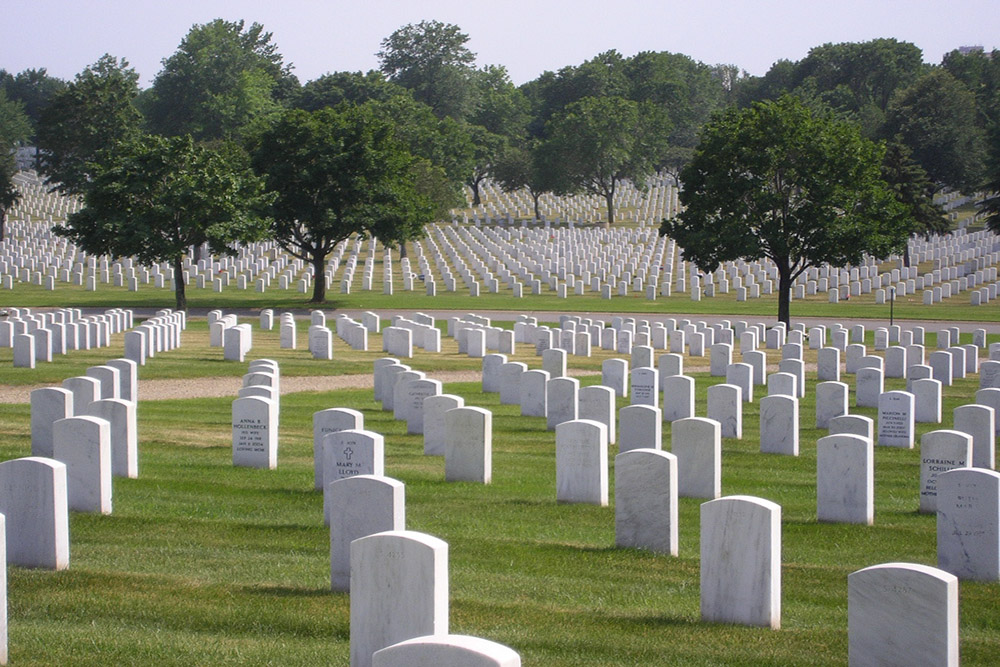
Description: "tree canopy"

(145, 19), (293, 141)
(54, 134), (272, 310)
(247, 106), (436, 302)
(661, 95), (908, 324)
(0, 68), (66, 138)
(378, 20), (478, 121)
(546, 95), (671, 225)
(35, 55), (142, 195)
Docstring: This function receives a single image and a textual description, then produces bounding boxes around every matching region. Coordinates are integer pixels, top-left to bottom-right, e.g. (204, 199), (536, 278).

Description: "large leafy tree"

(35, 55), (142, 195)
(545, 95), (671, 225)
(661, 95), (908, 325)
(464, 65), (529, 206)
(53, 135), (272, 310)
(493, 139), (565, 220)
(145, 19), (294, 141)
(377, 20), (478, 120)
(881, 69), (986, 190)
(248, 106), (436, 302)
(0, 88), (32, 241)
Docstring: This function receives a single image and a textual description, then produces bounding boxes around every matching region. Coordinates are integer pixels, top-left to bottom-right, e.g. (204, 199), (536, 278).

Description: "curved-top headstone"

(372, 634), (520, 667)
(0, 457), (69, 570)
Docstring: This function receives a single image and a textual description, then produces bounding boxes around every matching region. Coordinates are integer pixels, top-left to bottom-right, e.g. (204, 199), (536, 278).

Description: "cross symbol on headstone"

(343, 447), (353, 460)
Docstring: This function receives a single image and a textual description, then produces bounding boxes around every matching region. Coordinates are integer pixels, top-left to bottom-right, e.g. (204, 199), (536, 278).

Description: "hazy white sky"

(3, 0), (999, 87)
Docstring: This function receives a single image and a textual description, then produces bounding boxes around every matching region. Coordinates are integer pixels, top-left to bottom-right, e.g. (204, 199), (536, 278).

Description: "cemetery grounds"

(0, 180), (998, 664)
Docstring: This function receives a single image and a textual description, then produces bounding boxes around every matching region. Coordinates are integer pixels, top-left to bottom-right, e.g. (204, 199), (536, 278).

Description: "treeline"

(1, 20), (999, 308)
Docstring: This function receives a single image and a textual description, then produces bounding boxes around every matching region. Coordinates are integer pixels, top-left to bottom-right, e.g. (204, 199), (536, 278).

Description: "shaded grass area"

(1, 356), (998, 664)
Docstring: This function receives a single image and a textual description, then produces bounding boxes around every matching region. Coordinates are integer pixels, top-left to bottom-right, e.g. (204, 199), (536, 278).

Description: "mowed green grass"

(0, 320), (997, 664)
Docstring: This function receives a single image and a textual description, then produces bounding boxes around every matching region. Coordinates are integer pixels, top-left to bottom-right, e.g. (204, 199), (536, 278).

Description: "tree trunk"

(533, 192), (541, 221)
(193, 244), (204, 264)
(173, 255), (187, 311)
(776, 261), (792, 326)
(604, 191), (615, 227)
(0, 209), (6, 243)
(471, 180), (481, 207)
(399, 243), (408, 259)
(903, 238), (912, 268)
(310, 251), (327, 303)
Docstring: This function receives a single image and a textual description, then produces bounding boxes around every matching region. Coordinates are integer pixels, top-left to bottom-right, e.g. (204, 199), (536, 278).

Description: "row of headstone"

(232, 360), (280, 469)
(5, 307), (134, 368)
(124, 309), (185, 366)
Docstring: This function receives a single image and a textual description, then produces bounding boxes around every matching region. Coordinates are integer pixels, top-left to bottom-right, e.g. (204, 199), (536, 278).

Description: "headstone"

(601, 358), (628, 397)
(520, 370), (549, 417)
(700, 496), (781, 629)
(759, 395), (798, 455)
(726, 363), (753, 403)
(62, 376), (101, 413)
(445, 407), (492, 484)
(328, 475), (405, 592)
(618, 405), (661, 452)
(555, 420), (608, 505)
(30, 387), (73, 458)
(707, 383), (742, 439)
(829, 414), (874, 441)
(877, 391), (915, 448)
(0, 457), (69, 569)
(919, 430), (973, 513)
(936, 468), (1000, 580)
(615, 449), (678, 555)
(661, 375), (695, 422)
(629, 367), (658, 408)
(579, 385), (616, 444)
(816, 434), (873, 524)
(855, 366), (884, 408)
(546, 377), (579, 431)
(423, 395), (464, 456)
(313, 408), (364, 489)
(913, 378), (943, 423)
(953, 404), (995, 470)
(83, 398), (138, 479)
(372, 635), (520, 667)
(671, 417), (721, 499)
(232, 396), (278, 469)
(815, 381), (848, 429)
(350, 530), (448, 667)
(52, 416), (112, 514)
(848, 563), (958, 667)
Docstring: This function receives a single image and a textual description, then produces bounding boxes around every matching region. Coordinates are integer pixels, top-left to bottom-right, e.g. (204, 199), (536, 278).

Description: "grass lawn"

(0, 315), (997, 664)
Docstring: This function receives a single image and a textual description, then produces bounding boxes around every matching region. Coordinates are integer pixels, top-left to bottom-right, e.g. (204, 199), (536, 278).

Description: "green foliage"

(883, 69), (987, 191)
(0, 88), (32, 240)
(146, 19), (292, 141)
(942, 47), (1000, 127)
(546, 96), (671, 224)
(35, 55), (142, 195)
(981, 121), (1000, 234)
(378, 20), (478, 120)
(0, 67), (66, 137)
(248, 106), (435, 302)
(880, 139), (949, 248)
(292, 70), (406, 111)
(53, 134), (272, 310)
(663, 95), (908, 323)
(493, 139), (565, 219)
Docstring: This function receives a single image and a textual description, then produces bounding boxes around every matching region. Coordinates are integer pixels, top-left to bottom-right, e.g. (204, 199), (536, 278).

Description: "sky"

(3, 0), (999, 87)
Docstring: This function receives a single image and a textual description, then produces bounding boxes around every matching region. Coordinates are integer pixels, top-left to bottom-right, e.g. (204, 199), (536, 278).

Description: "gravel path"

(0, 368), (602, 404)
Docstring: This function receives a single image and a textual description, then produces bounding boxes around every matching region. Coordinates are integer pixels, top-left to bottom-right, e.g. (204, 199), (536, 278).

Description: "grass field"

(0, 315), (997, 665)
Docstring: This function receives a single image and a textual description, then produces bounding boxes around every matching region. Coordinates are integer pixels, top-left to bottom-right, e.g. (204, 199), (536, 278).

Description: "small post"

(889, 286), (895, 328)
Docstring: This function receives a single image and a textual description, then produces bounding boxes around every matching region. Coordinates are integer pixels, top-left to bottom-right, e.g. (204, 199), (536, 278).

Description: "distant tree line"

(1, 21), (999, 311)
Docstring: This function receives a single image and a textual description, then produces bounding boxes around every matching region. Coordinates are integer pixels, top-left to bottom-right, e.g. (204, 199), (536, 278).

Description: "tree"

(293, 70), (405, 111)
(545, 96), (671, 225)
(981, 121), (1000, 234)
(493, 139), (564, 220)
(248, 106), (436, 302)
(377, 20), (478, 120)
(146, 19), (293, 141)
(661, 95), (908, 325)
(35, 55), (142, 195)
(880, 139), (949, 265)
(0, 68), (66, 137)
(882, 69), (986, 191)
(0, 88), (32, 241)
(53, 134), (272, 310)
